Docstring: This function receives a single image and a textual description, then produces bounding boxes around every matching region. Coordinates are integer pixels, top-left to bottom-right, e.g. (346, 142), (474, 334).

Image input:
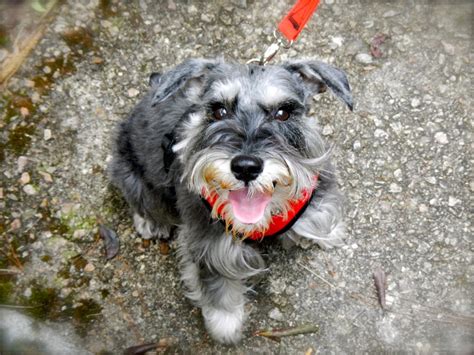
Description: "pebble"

(383, 10), (400, 18)
(355, 53), (373, 64)
(419, 204), (428, 213)
(39, 171), (53, 183)
(410, 98), (421, 108)
(17, 156), (28, 173)
(0, 188), (3, 199)
(393, 169), (402, 181)
(84, 263), (95, 272)
(132, 290), (139, 297)
(268, 307), (284, 321)
(322, 124), (334, 136)
(20, 172), (31, 185)
(425, 177), (436, 185)
(10, 218), (21, 230)
(353, 140), (361, 151)
(389, 183), (402, 193)
(448, 196), (461, 207)
(434, 132), (448, 145)
(23, 184), (38, 195)
(127, 88), (140, 98)
(44, 129), (52, 141)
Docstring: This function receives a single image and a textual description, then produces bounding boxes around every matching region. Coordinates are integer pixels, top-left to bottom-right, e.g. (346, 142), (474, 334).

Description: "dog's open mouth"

(228, 187), (272, 224)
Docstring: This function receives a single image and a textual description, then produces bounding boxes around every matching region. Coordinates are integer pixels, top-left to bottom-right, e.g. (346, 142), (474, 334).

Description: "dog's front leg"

(177, 227), (265, 344)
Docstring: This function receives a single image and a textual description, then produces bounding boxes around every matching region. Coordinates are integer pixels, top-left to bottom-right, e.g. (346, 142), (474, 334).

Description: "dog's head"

(151, 59), (352, 237)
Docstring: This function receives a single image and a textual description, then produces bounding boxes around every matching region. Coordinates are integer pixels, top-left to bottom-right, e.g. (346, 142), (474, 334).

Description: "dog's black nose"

(231, 155), (263, 183)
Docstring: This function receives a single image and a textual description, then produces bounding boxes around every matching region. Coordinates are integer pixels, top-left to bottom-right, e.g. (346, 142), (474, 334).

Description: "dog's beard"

(185, 150), (315, 237)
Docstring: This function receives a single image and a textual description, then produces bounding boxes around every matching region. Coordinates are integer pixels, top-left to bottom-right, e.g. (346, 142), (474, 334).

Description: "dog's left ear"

(282, 60), (353, 111)
(151, 59), (218, 106)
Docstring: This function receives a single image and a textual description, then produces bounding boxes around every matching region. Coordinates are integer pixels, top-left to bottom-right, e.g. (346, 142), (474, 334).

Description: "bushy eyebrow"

(257, 98), (305, 113)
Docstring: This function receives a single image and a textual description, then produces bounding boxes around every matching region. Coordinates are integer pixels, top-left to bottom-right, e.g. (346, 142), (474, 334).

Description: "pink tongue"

(228, 188), (271, 224)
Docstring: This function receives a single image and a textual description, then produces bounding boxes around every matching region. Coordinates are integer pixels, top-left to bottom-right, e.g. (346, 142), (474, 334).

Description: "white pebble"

(389, 183), (402, 193)
(44, 129), (52, 141)
(434, 132), (448, 144)
(355, 53), (373, 64)
(127, 88), (140, 98)
(410, 98), (421, 108)
(23, 184), (38, 195)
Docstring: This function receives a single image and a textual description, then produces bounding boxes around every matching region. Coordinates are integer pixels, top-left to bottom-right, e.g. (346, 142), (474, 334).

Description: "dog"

(109, 58), (352, 344)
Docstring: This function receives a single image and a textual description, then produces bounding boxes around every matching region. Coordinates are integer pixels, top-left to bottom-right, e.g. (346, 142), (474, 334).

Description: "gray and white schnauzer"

(109, 58), (352, 344)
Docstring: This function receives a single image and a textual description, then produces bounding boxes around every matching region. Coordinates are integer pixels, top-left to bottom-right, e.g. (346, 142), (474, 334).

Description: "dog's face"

(152, 59), (352, 237)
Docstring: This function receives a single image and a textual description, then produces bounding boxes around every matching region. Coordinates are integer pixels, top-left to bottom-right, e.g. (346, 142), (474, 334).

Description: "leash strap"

(278, 0), (321, 41)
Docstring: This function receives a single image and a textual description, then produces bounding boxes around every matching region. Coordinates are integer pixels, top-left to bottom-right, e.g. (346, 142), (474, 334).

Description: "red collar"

(202, 176), (318, 241)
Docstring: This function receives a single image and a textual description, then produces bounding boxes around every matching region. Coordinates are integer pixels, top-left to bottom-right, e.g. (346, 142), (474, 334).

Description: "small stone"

(11, 218), (21, 230)
(132, 290), (139, 297)
(24, 288), (32, 298)
(419, 204), (428, 213)
(353, 140), (361, 151)
(0, 188), (3, 199)
(92, 56), (104, 64)
(84, 263), (95, 272)
(20, 172), (30, 185)
(393, 169), (402, 181)
(44, 129), (52, 141)
(383, 10), (399, 17)
(268, 307), (284, 321)
(448, 196), (461, 207)
(200, 14), (212, 23)
(39, 171), (53, 183)
(31, 92), (41, 104)
(389, 183), (402, 193)
(73, 229), (87, 239)
(17, 156), (28, 172)
(355, 53), (373, 64)
(434, 132), (448, 145)
(410, 98), (421, 108)
(23, 184), (38, 195)
(187, 4), (197, 14)
(425, 177), (436, 185)
(127, 88), (140, 98)
(322, 124), (334, 136)
(20, 107), (30, 117)
(43, 66), (52, 74)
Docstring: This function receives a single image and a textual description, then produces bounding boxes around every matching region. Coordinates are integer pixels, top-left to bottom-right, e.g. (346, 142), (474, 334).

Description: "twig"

(0, 0), (60, 85)
(0, 268), (22, 274)
(123, 338), (174, 355)
(297, 261), (336, 288)
(373, 268), (387, 309)
(254, 324), (319, 341)
(0, 304), (35, 309)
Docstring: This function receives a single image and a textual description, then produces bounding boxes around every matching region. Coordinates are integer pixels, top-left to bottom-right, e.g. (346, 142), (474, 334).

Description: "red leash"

(278, 0), (321, 42)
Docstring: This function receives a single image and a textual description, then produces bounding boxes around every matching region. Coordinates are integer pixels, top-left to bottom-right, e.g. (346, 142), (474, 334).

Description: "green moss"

(6, 124), (36, 156)
(40, 255), (52, 263)
(24, 283), (61, 321)
(100, 289), (110, 299)
(39, 205), (70, 236)
(61, 28), (95, 54)
(0, 281), (13, 303)
(98, 0), (117, 18)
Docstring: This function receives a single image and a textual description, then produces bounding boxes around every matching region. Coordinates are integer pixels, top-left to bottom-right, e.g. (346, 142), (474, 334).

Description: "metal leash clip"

(247, 30), (294, 66)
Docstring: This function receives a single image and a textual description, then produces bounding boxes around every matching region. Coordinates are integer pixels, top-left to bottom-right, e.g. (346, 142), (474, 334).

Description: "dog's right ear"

(151, 59), (218, 106)
(282, 60), (353, 111)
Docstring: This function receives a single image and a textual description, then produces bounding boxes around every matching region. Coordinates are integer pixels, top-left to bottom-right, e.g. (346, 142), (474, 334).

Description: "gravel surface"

(0, 0), (472, 353)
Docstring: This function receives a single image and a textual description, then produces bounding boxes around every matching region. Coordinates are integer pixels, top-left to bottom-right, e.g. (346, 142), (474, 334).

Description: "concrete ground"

(0, 0), (472, 353)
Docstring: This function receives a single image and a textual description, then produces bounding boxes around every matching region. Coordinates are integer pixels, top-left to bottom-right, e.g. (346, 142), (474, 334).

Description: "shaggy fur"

(109, 58), (352, 344)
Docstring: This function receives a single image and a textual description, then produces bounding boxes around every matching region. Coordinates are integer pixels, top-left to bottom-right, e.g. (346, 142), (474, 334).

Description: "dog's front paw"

(133, 213), (170, 240)
(202, 305), (245, 344)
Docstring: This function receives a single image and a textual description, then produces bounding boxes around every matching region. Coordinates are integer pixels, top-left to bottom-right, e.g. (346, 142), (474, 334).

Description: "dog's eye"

(213, 107), (228, 120)
(274, 109), (290, 121)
